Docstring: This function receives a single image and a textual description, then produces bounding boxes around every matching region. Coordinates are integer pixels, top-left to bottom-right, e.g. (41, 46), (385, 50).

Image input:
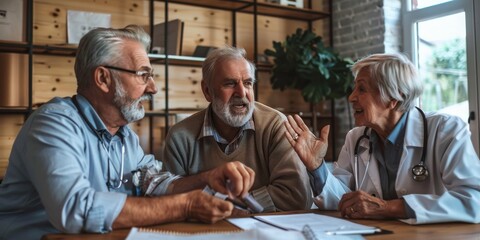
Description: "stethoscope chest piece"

(412, 162), (429, 182)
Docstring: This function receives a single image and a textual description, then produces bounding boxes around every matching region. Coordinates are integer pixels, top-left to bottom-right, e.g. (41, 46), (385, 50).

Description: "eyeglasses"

(103, 65), (154, 85)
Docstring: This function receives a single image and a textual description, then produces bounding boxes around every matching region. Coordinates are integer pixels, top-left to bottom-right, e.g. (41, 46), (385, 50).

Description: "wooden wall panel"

(153, 3), (233, 56)
(33, 0), (149, 44)
(237, 14), (308, 60)
(128, 115), (180, 159)
(236, 14), (312, 113)
(0, 115), (24, 177)
(32, 55), (77, 106)
(152, 65), (209, 110)
(257, 71), (311, 113)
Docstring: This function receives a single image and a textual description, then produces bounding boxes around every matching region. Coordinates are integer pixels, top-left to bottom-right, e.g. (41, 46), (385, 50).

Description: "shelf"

(145, 109), (201, 117)
(0, 41), (30, 54)
(149, 55), (273, 70)
(148, 54), (205, 67)
(159, 0), (253, 11)
(256, 62), (273, 72)
(0, 42), (78, 56)
(243, 2), (329, 21)
(32, 45), (77, 57)
(0, 108), (30, 114)
(159, 0), (329, 21)
(0, 43), (205, 66)
(285, 111), (332, 119)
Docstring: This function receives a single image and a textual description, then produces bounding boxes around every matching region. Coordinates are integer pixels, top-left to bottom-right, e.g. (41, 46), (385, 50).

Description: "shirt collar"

(386, 111), (408, 146)
(369, 111), (408, 147)
(199, 104), (255, 141)
(74, 94), (129, 138)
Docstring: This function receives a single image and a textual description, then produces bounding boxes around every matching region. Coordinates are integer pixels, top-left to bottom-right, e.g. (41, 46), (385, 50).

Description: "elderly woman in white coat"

(285, 53), (480, 224)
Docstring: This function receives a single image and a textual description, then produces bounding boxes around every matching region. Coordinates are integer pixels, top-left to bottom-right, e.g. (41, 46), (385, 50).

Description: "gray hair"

(351, 53), (423, 112)
(202, 46), (256, 88)
(74, 25), (151, 91)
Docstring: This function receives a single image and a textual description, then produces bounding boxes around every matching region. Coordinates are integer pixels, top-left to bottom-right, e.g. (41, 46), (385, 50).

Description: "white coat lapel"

(357, 138), (382, 196)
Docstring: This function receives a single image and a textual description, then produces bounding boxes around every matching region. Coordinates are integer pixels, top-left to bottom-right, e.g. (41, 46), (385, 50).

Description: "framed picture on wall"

(0, 0), (25, 42)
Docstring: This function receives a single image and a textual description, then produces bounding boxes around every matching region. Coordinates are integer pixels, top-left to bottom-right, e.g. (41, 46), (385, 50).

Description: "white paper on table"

(227, 217), (278, 230)
(67, 10), (111, 44)
(126, 227), (306, 240)
(254, 213), (376, 237)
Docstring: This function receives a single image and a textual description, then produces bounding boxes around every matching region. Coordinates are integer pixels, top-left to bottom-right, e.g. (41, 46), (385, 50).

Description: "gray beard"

(211, 96), (254, 127)
(113, 79), (150, 123)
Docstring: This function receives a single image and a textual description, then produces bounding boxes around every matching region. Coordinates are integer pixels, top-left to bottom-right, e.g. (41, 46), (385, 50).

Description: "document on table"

(126, 227), (306, 240)
(228, 213), (379, 238)
(126, 213), (379, 239)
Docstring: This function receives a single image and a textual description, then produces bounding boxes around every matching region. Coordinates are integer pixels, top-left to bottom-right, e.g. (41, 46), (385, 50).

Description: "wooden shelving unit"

(0, 0), (332, 176)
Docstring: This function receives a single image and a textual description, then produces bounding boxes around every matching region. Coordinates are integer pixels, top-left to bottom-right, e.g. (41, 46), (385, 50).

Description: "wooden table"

(42, 210), (480, 240)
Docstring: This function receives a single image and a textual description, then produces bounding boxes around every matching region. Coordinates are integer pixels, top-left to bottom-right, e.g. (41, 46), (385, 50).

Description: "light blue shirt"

(0, 95), (157, 239)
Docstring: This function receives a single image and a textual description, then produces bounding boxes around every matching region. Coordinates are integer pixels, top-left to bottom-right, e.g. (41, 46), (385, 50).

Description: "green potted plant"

(264, 28), (354, 159)
(264, 28), (354, 104)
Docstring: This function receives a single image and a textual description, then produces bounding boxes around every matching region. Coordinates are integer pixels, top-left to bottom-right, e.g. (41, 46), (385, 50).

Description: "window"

(403, 0), (480, 154)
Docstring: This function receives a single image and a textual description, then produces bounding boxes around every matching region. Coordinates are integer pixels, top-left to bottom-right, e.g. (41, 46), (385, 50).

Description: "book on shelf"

(152, 19), (184, 56)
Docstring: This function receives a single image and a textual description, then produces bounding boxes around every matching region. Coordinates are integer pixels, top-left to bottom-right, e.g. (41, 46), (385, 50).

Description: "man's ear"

(94, 67), (113, 93)
(201, 80), (212, 102)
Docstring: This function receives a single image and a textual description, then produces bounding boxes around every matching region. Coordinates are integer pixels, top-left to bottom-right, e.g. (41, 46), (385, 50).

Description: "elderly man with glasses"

(0, 25), (255, 240)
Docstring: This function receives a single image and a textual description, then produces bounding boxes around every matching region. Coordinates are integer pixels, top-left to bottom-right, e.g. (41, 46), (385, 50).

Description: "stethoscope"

(72, 95), (128, 190)
(354, 107), (429, 191)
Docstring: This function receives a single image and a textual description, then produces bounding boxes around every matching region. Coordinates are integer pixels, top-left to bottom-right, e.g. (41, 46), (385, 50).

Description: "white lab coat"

(314, 109), (480, 224)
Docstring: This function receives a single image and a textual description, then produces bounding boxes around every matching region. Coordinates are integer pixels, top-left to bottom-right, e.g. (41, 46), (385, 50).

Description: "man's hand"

(182, 190), (234, 223)
(168, 161), (254, 200)
(206, 161), (255, 199)
(113, 190), (234, 228)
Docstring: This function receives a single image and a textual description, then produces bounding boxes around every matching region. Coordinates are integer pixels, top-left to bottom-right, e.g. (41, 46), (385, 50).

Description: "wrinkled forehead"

(121, 40), (151, 68)
(215, 58), (251, 77)
(354, 67), (380, 91)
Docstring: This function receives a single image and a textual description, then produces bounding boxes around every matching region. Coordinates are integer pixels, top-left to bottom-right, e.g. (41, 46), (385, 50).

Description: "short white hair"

(351, 53), (423, 112)
(202, 46), (256, 88)
(75, 25), (151, 91)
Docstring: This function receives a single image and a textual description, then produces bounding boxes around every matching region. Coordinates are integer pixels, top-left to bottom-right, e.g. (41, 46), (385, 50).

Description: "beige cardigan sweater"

(162, 102), (312, 212)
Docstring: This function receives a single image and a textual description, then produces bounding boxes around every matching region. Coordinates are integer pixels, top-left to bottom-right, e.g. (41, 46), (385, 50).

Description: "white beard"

(212, 96), (254, 127)
(113, 79), (151, 123)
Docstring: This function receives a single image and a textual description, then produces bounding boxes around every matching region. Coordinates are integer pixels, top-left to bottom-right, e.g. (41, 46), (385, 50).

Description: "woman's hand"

(338, 191), (407, 219)
(285, 114), (330, 171)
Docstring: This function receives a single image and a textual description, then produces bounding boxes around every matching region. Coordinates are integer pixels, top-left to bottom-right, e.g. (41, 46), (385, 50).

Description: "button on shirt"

(0, 94), (157, 239)
(200, 106), (255, 155)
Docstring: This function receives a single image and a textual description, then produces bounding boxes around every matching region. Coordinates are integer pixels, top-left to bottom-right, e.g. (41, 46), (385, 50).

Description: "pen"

(325, 227), (380, 235)
(202, 185), (264, 213)
(242, 194), (264, 213)
(226, 197), (249, 211)
(225, 179), (264, 213)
